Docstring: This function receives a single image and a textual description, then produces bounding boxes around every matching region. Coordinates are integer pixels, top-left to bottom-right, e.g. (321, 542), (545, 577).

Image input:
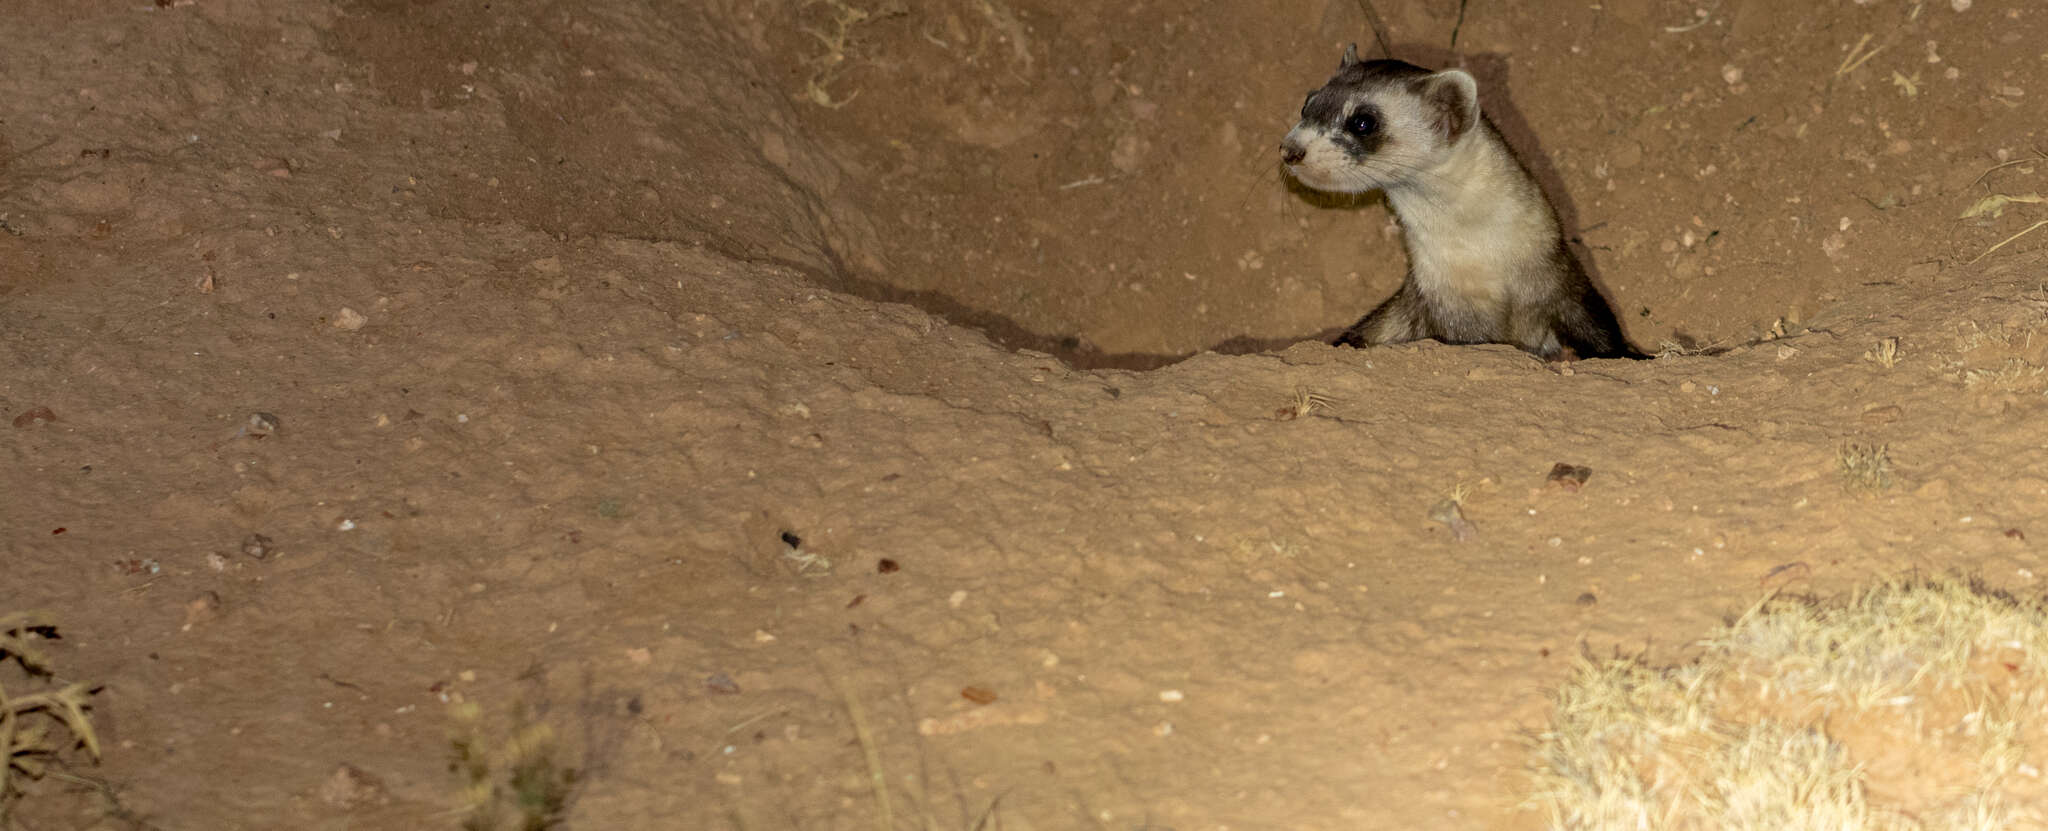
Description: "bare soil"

(3, 0), (2047, 828)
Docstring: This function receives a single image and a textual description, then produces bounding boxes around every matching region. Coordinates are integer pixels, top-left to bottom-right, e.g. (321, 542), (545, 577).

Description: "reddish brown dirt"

(3, 0), (2046, 829)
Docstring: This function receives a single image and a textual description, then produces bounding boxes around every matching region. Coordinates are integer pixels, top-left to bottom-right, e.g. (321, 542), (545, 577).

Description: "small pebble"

(318, 764), (389, 809)
(182, 591), (224, 629)
(1546, 463), (1593, 491)
(1428, 499), (1479, 541)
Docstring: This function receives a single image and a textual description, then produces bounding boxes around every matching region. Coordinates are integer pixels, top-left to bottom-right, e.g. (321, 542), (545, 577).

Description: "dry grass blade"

(1959, 193), (2044, 220)
(823, 671), (893, 831)
(1, 693), (14, 803)
(1275, 385), (1339, 420)
(964, 791), (1007, 831)
(3, 614), (103, 816)
(1835, 34), (1882, 77)
(0, 612), (58, 675)
(1655, 338), (1727, 358)
(1967, 220), (2048, 265)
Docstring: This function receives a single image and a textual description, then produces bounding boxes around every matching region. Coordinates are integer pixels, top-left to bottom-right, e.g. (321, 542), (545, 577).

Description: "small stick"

(1968, 149), (2048, 189)
(723, 707), (786, 737)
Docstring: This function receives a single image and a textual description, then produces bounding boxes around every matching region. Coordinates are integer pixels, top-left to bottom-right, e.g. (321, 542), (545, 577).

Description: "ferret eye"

(1344, 110), (1379, 137)
(1300, 92), (1315, 117)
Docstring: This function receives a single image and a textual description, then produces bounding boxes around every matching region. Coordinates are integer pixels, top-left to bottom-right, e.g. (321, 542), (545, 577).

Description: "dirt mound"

(3, 1), (2046, 829)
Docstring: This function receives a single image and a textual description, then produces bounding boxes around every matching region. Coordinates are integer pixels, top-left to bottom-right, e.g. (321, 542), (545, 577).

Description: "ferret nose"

(1280, 142), (1306, 164)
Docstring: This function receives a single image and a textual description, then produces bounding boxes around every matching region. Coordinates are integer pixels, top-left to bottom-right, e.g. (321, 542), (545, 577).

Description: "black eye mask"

(1343, 108), (1380, 138)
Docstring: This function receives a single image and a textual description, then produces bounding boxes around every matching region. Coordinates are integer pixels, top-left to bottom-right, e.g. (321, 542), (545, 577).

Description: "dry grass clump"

(1933, 322), (2048, 394)
(2, 612), (101, 817)
(1529, 576), (2048, 830)
(449, 700), (577, 831)
(1274, 385), (1338, 420)
(1837, 442), (1895, 493)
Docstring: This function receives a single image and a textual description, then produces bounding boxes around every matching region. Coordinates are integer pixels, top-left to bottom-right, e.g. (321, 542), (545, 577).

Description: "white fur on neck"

(1383, 125), (1557, 323)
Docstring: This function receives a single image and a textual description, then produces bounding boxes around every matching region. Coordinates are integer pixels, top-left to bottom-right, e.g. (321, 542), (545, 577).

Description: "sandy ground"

(4, 0), (2048, 829)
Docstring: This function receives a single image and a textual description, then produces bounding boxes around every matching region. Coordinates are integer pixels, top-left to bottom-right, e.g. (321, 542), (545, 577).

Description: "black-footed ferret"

(1280, 47), (1644, 360)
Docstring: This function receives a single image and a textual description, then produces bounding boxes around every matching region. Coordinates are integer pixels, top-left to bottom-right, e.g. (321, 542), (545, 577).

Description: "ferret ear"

(1420, 69), (1481, 144)
(1339, 43), (1360, 69)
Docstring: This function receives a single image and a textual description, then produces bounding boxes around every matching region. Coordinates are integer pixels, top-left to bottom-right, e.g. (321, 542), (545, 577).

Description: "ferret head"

(1279, 47), (1481, 194)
